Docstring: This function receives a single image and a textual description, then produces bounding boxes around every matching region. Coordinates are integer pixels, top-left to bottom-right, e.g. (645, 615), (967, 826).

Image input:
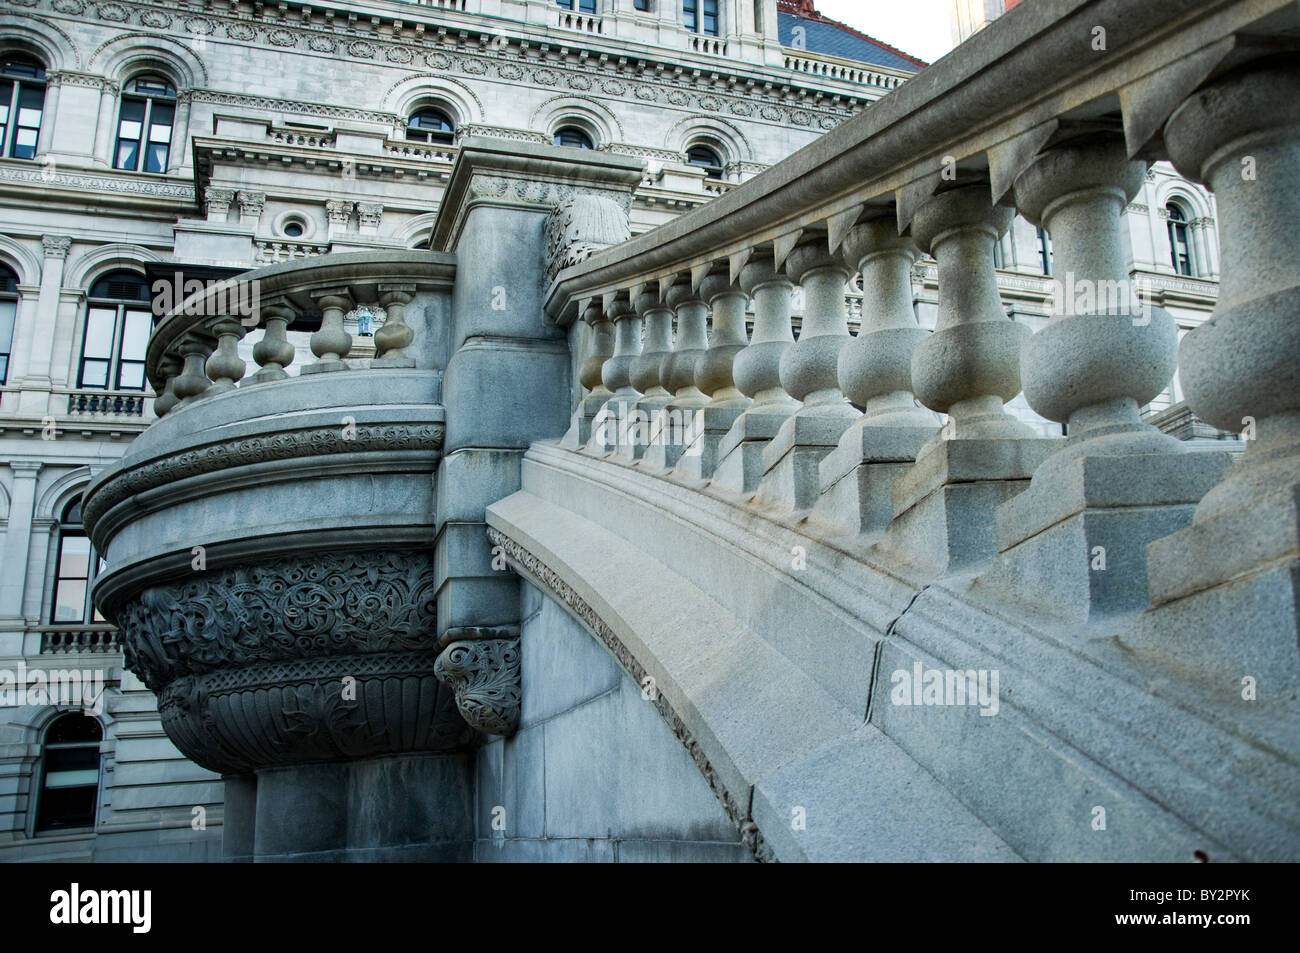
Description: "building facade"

(0, 0), (1272, 864)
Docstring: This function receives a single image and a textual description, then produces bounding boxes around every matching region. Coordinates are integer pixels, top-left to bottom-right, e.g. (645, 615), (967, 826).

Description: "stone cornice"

(0, 162), (195, 203)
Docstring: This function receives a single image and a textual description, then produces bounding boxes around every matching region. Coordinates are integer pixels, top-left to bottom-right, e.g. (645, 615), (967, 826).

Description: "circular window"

(283, 221), (304, 238)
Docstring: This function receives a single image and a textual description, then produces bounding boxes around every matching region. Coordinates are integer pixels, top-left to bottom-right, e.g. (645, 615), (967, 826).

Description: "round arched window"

(36, 713), (103, 832)
(1, 54), (48, 160)
(407, 107), (455, 145)
(554, 126), (594, 150)
(113, 74), (177, 173)
(687, 144), (725, 180)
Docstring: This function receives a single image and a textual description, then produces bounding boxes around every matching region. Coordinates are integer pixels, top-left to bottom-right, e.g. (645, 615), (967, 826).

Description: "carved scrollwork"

(114, 549), (440, 691)
(543, 194), (632, 286)
(434, 638), (522, 737)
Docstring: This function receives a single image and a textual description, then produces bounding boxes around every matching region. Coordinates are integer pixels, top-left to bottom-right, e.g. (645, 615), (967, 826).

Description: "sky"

(812, 0), (958, 65)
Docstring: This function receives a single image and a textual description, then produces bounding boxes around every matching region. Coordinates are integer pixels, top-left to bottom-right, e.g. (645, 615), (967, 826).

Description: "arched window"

(78, 270), (152, 391)
(113, 74), (177, 173)
(0, 54), (47, 160)
(554, 126), (594, 149)
(1167, 203), (1195, 276)
(36, 714), (102, 832)
(687, 144), (725, 180)
(557, 0), (598, 12)
(406, 107), (455, 146)
(0, 263), (17, 385)
(684, 0), (720, 35)
(51, 496), (106, 625)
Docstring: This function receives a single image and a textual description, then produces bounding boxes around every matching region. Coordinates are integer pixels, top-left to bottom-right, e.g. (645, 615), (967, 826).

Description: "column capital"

(9, 460), (43, 476)
(41, 236), (71, 260)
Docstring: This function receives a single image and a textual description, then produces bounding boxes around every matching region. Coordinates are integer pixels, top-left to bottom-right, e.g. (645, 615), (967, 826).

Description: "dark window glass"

(702, 0), (719, 35)
(406, 107), (455, 145)
(687, 144), (724, 180)
(556, 0), (597, 10)
(283, 221), (304, 238)
(683, 0), (698, 31)
(554, 126), (594, 149)
(78, 271), (153, 392)
(634, 0), (651, 9)
(51, 498), (104, 625)
(36, 715), (102, 832)
(1, 55), (46, 160)
(1167, 204), (1195, 276)
(0, 264), (17, 385)
(113, 75), (176, 173)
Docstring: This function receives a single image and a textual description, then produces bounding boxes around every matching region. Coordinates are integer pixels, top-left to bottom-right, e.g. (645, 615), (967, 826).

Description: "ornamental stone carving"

(434, 637), (522, 737)
(544, 194), (632, 285)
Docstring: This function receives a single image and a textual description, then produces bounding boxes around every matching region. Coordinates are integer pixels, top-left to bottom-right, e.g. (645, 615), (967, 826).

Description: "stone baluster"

(643, 278), (709, 471)
(591, 295), (641, 455)
(882, 182), (1056, 573)
(675, 270), (751, 481)
(560, 300), (614, 450)
(714, 252), (799, 495)
(757, 239), (857, 511)
(151, 356), (182, 418)
(249, 299), (297, 384)
(814, 216), (939, 535)
(623, 288), (675, 462)
(375, 283), (417, 367)
(204, 319), (248, 395)
(1139, 59), (1300, 683)
(304, 287), (353, 373)
(986, 131), (1230, 621)
(171, 336), (215, 406)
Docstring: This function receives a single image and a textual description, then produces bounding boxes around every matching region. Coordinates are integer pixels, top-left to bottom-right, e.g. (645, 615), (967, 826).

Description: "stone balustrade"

(545, 0), (1300, 652)
(146, 251), (455, 419)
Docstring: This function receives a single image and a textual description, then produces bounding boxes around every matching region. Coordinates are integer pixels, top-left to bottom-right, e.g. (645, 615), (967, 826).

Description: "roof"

(776, 0), (928, 72)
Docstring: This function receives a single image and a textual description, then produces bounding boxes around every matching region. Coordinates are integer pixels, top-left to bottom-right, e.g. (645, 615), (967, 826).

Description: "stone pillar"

(757, 239), (857, 512)
(815, 216), (940, 536)
(643, 278), (710, 471)
(1139, 59), (1300, 694)
(303, 287), (353, 373)
(622, 286), (675, 462)
(560, 301), (614, 449)
(986, 132), (1231, 622)
(91, 80), (120, 167)
(0, 462), (41, 632)
(714, 252), (799, 495)
(674, 270), (751, 481)
(883, 183), (1056, 574)
(375, 284), (417, 368)
(430, 139), (641, 651)
(590, 296), (642, 455)
(16, 236), (70, 408)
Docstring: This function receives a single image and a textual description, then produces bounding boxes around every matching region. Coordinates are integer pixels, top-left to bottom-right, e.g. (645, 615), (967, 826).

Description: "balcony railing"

(63, 390), (146, 417)
(37, 625), (122, 655)
(783, 53), (906, 90)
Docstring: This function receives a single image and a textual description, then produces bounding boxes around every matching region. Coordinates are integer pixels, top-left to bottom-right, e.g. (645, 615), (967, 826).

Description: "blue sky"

(813, 0), (957, 64)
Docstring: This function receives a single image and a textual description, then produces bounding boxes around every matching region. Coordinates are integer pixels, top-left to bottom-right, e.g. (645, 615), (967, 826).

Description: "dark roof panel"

(778, 12), (925, 71)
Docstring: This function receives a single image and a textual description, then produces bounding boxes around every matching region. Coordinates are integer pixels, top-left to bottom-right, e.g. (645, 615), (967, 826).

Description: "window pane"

(0, 299), (15, 352)
(148, 104), (174, 141)
(116, 361), (145, 391)
(59, 535), (91, 578)
(120, 310), (150, 359)
(83, 308), (116, 358)
(144, 143), (168, 173)
(119, 99), (145, 122)
(44, 769), (99, 789)
(52, 578), (87, 622)
(114, 139), (139, 170)
(117, 119), (142, 141)
(80, 359), (109, 389)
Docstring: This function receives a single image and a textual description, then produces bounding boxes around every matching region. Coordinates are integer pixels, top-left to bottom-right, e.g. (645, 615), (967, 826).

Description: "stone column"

(643, 278), (710, 471)
(674, 270), (751, 481)
(303, 287), (353, 373)
(560, 301), (614, 449)
(883, 183), (1056, 574)
(815, 216), (939, 536)
(1139, 59), (1300, 692)
(757, 239), (857, 512)
(623, 286), (675, 462)
(19, 236), (70, 386)
(986, 132), (1231, 621)
(91, 80), (120, 167)
(714, 252), (798, 495)
(0, 462), (41, 631)
(591, 296), (642, 455)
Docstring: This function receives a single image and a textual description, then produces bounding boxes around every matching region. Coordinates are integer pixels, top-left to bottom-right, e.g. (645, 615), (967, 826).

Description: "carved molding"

(159, 649), (472, 774)
(82, 422), (444, 534)
(434, 637), (522, 737)
(544, 194), (632, 286)
(41, 235), (72, 259)
(114, 548), (441, 689)
(0, 164), (195, 201)
(485, 526), (775, 863)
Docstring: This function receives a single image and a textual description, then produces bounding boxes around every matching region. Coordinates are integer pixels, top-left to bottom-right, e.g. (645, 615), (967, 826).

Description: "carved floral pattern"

(114, 549), (441, 690)
(434, 638), (521, 737)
